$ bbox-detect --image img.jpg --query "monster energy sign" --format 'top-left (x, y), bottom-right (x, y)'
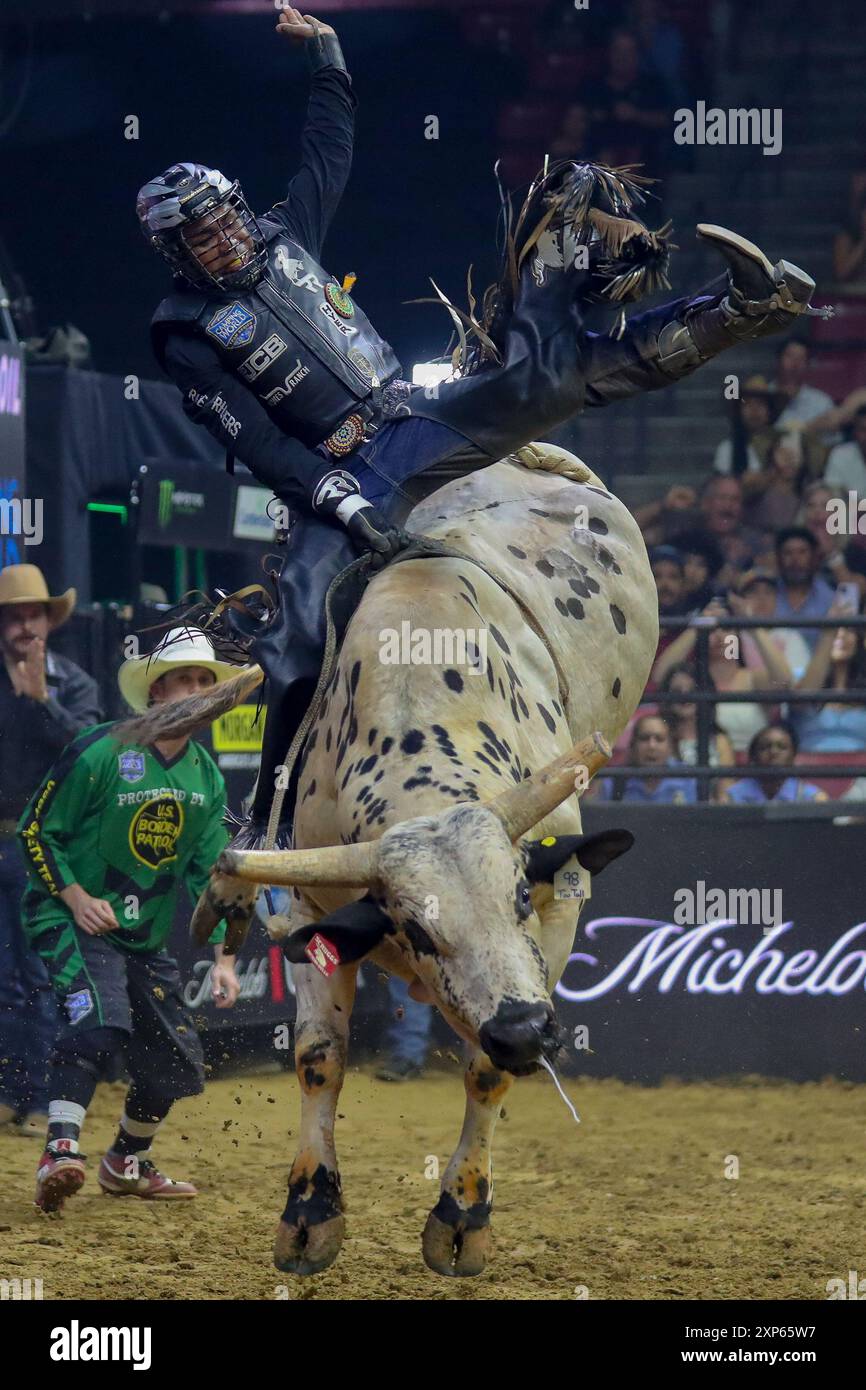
top-left (138, 460), bottom-right (234, 549)
top-left (157, 479), bottom-right (206, 529)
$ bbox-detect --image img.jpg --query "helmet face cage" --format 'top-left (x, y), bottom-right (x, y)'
top-left (138, 165), bottom-right (267, 294)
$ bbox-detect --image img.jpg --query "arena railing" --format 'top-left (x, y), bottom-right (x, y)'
top-left (608, 613), bottom-right (866, 802)
top-left (49, 604), bottom-right (866, 804)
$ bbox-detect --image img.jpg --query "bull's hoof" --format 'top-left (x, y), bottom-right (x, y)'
top-left (273, 1213), bottom-right (346, 1275)
top-left (422, 1210), bottom-right (492, 1278)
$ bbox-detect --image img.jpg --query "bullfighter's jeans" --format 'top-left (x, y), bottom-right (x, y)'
top-left (384, 975), bottom-right (434, 1069)
top-left (0, 835), bottom-right (57, 1116)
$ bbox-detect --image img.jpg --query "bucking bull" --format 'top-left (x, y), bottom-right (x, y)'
top-left (127, 443), bottom-right (658, 1277)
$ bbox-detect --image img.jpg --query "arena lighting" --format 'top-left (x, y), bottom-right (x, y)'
top-left (411, 361), bottom-right (455, 389)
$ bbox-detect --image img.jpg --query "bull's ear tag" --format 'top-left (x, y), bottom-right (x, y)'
top-left (305, 932), bottom-right (341, 976)
top-left (553, 854), bottom-right (592, 902)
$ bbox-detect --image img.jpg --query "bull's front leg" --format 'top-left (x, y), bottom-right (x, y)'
top-left (275, 956), bottom-right (359, 1275)
top-left (422, 1050), bottom-right (512, 1277)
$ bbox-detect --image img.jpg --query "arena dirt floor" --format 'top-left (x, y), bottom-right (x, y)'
top-left (0, 1066), bottom-right (863, 1301)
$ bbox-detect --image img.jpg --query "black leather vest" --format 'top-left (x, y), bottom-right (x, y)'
top-left (151, 218), bottom-right (402, 447)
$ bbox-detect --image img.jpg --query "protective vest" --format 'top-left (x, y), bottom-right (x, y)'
top-left (150, 218), bottom-right (402, 448)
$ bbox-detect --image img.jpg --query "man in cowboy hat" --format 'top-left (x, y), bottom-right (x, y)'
top-left (0, 563), bottom-right (101, 1138)
top-left (17, 627), bottom-right (243, 1212)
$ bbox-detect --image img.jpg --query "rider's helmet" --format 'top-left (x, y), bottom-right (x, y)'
top-left (136, 162), bottom-right (267, 294)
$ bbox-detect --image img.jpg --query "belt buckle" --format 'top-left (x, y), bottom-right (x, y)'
top-left (324, 413), bottom-right (366, 458)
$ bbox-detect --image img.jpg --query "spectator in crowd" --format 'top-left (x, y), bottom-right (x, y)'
top-left (803, 384), bottom-right (866, 444)
top-left (713, 375), bottom-right (778, 476)
top-left (676, 530), bottom-right (724, 609)
top-left (627, 0), bottom-right (689, 107)
top-left (771, 339), bottom-right (836, 438)
top-left (724, 723), bottom-right (827, 804)
top-left (636, 477), bottom-right (758, 582)
top-left (695, 475), bottom-right (761, 585)
top-left (832, 190), bottom-right (866, 289)
top-left (773, 526), bottom-right (836, 649)
top-left (742, 433), bottom-right (811, 533)
top-left (0, 564), bottom-right (101, 1137)
top-left (652, 594), bottom-right (792, 754)
top-left (735, 569), bottom-right (811, 682)
top-left (596, 714), bottom-right (697, 804)
top-left (658, 663), bottom-right (734, 801)
top-left (649, 544), bottom-right (692, 684)
top-left (824, 403), bottom-right (866, 494)
top-left (651, 545), bottom-right (691, 618)
top-left (376, 977), bottom-right (434, 1082)
top-left (583, 30), bottom-right (669, 167)
top-left (792, 599), bottom-right (866, 752)
top-left (633, 483), bottom-right (699, 548)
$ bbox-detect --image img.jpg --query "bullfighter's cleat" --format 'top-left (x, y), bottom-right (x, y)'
top-left (35, 1143), bottom-right (87, 1213)
top-left (97, 1152), bottom-right (197, 1199)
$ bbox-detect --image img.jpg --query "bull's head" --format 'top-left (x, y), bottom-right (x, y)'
top-left (211, 734), bottom-right (633, 1075)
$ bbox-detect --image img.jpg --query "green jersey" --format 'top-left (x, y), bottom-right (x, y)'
top-left (18, 723), bottom-right (229, 953)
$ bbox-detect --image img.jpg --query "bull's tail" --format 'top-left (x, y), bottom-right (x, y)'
top-left (113, 665), bottom-right (265, 747)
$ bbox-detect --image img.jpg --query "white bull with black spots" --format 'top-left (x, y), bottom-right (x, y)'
top-left (203, 444), bottom-right (658, 1276)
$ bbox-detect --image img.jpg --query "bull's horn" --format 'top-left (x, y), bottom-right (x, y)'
top-left (217, 840), bottom-right (378, 888)
top-left (486, 732), bottom-right (611, 842)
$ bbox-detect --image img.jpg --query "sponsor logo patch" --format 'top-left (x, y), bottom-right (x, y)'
top-left (274, 247), bottom-right (323, 293)
top-left (319, 301), bottom-right (358, 337)
top-left (238, 332), bottom-right (287, 383)
top-left (260, 358), bottom-right (311, 406)
top-left (324, 281), bottom-right (355, 318)
top-left (66, 989), bottom-right (94, 1025)
top-left (348, 348), bottom-right (376, 381)
top-left (118, 751), bottom-right (146, 785)
top-left (205, 302), bottom-right (256, 349)
top-left (129, 795), bottom-right (184, 869)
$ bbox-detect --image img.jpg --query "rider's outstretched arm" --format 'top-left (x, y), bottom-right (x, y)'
top-left (266, 8), bottom-right (355, 260)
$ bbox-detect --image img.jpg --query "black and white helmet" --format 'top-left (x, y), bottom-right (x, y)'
top-left (136, 162), bottom-right (266, 293)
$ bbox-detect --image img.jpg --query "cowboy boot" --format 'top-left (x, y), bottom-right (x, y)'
top-left (653, 225), bottom-right (829, 376)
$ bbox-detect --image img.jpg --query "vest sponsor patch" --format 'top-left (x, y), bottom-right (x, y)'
top-left (319, 301), bottom-right (358, 337)
top-left (129, 795), bottom-right (184, 869)
top-left (66, 989), bottom-right (94, 1025)
top-left (274, 247), bottom-right (323, 293)
top-left (324, 281), bottom-right (355, 318)
top-left (238, 332), bottom-right (287, 383)
top-left (206, 302), bottom-right (257, 348)
top-left (118, 751), bottom-right (146, 785)
top-left (261, 358), bottom-right (311, 406)
top-left (348, 348), bottom-right (376, 381)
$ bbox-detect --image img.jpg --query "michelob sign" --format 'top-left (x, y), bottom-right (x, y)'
top-left (556, 805), bottom-right (866, 1082)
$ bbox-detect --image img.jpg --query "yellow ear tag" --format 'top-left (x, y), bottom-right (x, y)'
top-left (553, 854), bottom-right (592, 903)
top-left (541, 835), bottom-right (557, 846)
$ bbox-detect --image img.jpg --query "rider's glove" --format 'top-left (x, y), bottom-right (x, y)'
top-left (311, 469), bottom-right (409, 569)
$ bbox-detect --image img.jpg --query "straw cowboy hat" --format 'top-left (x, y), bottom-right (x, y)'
top-left (0, 564), bottom-right (76, 629)
top-left (118, 626), bottom-right (242, 713)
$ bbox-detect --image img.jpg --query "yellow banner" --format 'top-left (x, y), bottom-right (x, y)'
top-left (212, 704), bottom-right (265, 753)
